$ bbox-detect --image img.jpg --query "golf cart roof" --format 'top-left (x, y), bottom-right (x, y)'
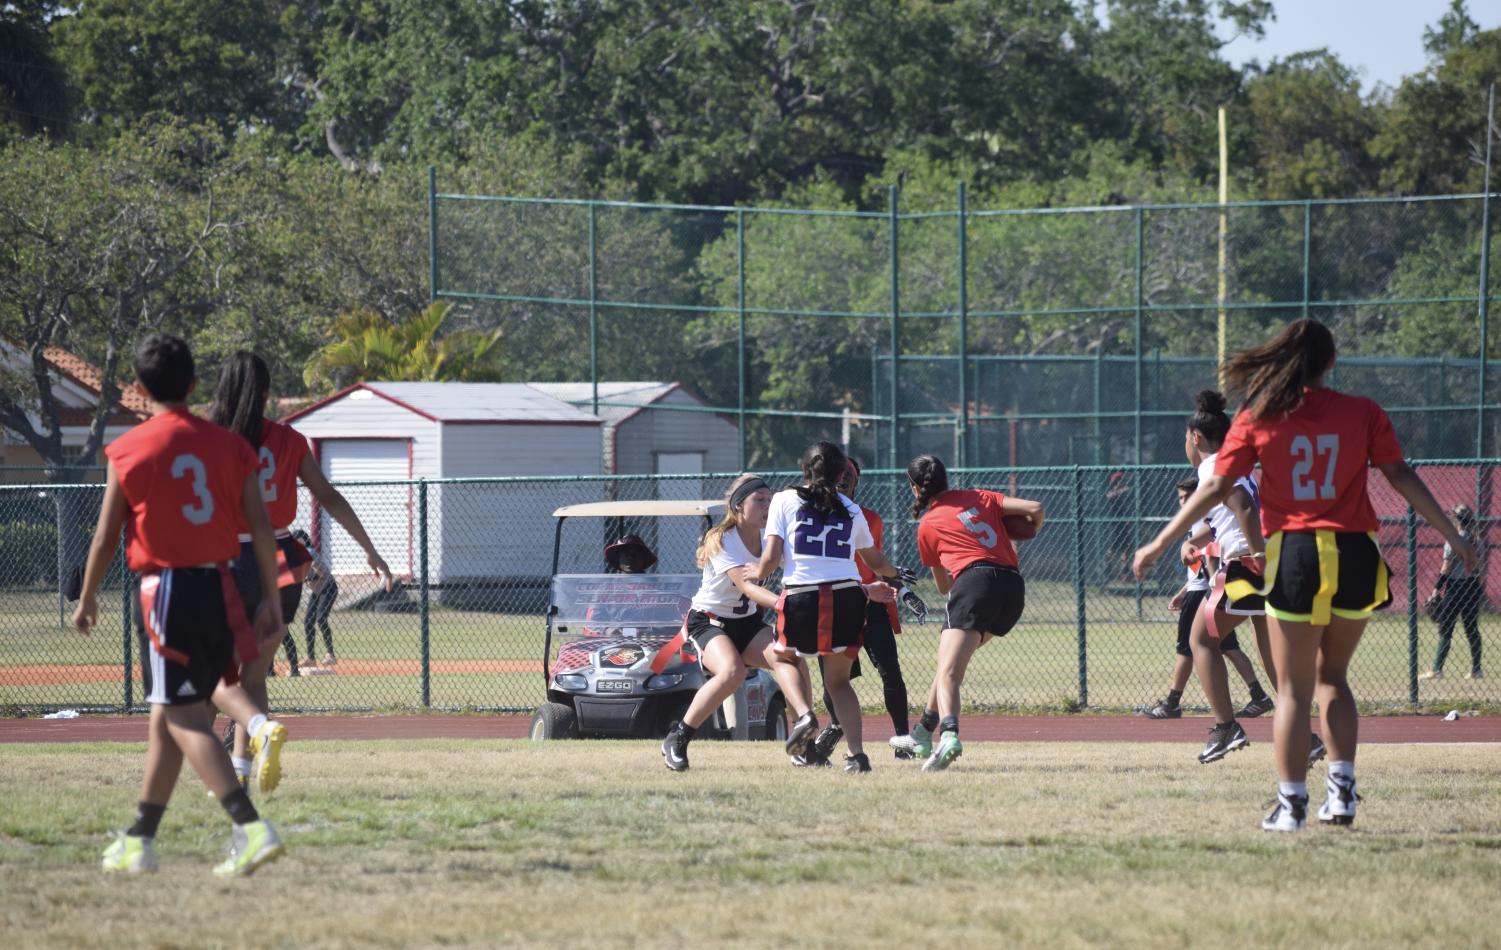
top-left (551, 500), bottom-right (725, 518)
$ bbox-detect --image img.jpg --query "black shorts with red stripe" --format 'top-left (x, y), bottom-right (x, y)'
top-left (234, 536), bottom-right (310, 625)
top-left (776, 582), bottom-right (866, 657)
top-left (140, 568), bottom-right (238, 706)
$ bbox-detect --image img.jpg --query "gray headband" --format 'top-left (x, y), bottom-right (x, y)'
top-left (729, 477), bottom-right (770, 510)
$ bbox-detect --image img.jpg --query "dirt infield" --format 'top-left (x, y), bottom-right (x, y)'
top-left (0, 658), bottom-right (539, 687)
top-left (2, 713), bottom-right (1497, 744)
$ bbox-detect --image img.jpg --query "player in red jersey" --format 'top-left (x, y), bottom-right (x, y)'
top-left (909, 454), bottom-right (1043, 772)
top-left (210, 352), bottom-right (393, 793)
top-left (1134, 320), bottom-right (1477, 832)
top-left (74, 335), bottom-right (285, 876)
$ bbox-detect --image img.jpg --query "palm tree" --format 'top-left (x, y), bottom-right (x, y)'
top-left (303, 301), bottom-right (505, 390)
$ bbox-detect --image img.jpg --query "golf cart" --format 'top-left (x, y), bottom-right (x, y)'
top-left (530, 500), bottom-right (788, 742)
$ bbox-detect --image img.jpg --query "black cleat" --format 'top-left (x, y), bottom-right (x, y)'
top-left (1238, 695), bottom-right (1276, 718)
top-left (804, 723), bottom-right (844, 765)
top-left (785, 712), bottom-right (819, 758)
top-left (1198, 721), bottom-right (1250, 764)
top-left (661, 722), bottom-right (690, 772)
top-left (844, 752), bottom-right (872, 773)
top-left (1145, 697), bottom-right (1183, 720)
top-left (1308, 732), bottom-right (1327, 767)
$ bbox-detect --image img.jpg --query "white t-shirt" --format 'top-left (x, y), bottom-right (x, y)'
top-left (764, 488), bottom-right (874, 586)
top-left (1198, 454), bottom-right (1260, 557)
top-left (1184, 537), bottom-right (1211, 592)
top-left (690, 528), bottom-right (761, 618)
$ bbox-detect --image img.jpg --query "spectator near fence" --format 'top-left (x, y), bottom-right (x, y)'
top-left (1423, 504), bottom-right (1484, 681)
top-left (293, 529), bottom-right (338, 670)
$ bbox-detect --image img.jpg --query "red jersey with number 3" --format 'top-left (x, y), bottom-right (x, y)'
top-left (1214, 388), bottom-right (1404, 535)
top-left (917, 489), bottom-right (1019, 576)
top-left (104, 409), bottom-right (257, 572)
top-left (249, 419), bottom-right (311, 531)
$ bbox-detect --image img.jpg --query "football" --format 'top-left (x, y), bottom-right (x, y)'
top-left (1003, 513), bottom-right (1038, 541)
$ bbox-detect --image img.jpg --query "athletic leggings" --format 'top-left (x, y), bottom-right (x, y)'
top-left (821, 601), bottom-right (910, 735)
top-left (1434, 576), bottom-right (1483, 675)
top-left (304, 582), bottom-right (338, 661)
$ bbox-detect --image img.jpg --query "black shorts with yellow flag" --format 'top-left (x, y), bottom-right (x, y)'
top-left (1225, 530), bottom-right (1392, 625)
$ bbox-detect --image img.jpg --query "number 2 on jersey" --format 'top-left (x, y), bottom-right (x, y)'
top-left (1290, 434), bottom-right (1339, 501)
top-left (957, 507), bottom-right (997, 548)
top-left (171, 453), bottom-right (215, 526)
top-left (257, 446), bottom-right (278, 503)
top-left (792, 510), bottom-right (852, 557)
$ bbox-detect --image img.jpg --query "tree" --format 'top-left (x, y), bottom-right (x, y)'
top-left (1244, 50), bottom-right (1381, 199)
top-left (0, 3), bottom-right (70, 142)
top-left (1424, 0), bottom-right (1481, 62)
top-left (303, 302), bottom-right (503, 389)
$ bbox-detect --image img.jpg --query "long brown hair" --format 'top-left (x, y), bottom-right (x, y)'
top-left (1220, 319), bottom-right (1336, 420)
top-left (908, 454), bottom-right (949, 518)
top-left (794, 441), bottom-right (847, 517)
top-left (696, 474), bottom-right (766, 568)
top-left (210, 350), bottom-right (270, 448)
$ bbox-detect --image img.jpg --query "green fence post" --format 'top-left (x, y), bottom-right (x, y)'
top-left (957, 182), bottom-right (969, 467)
top-left (1407, 504), bottom-right (1419, 705)
top-left (1073, 467), bottom-right (1088, 708)
top-left (120, 536), bottom-right (131, 712)
top-left (737, 209), bottom-right (748, 469)
top-left (888, 186), bottom-right (901, 468)
top-left (419, 479), bottom-right (431, 709)
top-left (588, 202), bottom-right (600, 417)
top-left (427, 166), bottom-right (439, 302)
top-left (1134, 208), bottom-right (1145, 618)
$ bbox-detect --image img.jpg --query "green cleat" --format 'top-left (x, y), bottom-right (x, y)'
top-left (921, 732), bottom-right (963, 772)
top-left (908, 722), bottom-right (934, 759)
top-left (213, 820), bottom-right (284, 877)
top-left (249, 720), bottom-right (287, 795)
top-left (101, 835), bottom-right (158, 874)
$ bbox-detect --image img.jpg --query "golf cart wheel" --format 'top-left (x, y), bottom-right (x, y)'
top-left (530, 701), bottom-right (578, 740)
top-left (764, 694), bottom-right (788, 742)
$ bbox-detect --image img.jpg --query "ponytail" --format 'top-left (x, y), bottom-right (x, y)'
top-left (908, 453), bottom-right (949, 518)
top-left (210, 350), bottom-right (270, 449)
top-left (697, 474), bottom-right (767, 567)
top-left (794, 440), bottom-right (848, 517)
top-left (1221, 319), bottom-right (1336, 420)
top-left (1187, 389), bottom-right (1231, 447)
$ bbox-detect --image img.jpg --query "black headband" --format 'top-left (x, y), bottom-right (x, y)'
top-left (729, 477), bottom-right (769, 510)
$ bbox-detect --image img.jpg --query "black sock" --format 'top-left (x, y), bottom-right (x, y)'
top-left (920, 709), bottom-right (940, 732)
top-left (939, 715), bottom-right (959, 736)
top-left (1167, 689), bottom-right (1183, 704)
top-left (1249, 681), bottom-right (1268, 702)
top-left (126, 802), bottom-right (166, 838)
top-left (679, 723), bottom-right (697, 741)
top-left (220, 787), bottom-right (259, 825)
top-left (1217, 720), bottom-right (1236, 729)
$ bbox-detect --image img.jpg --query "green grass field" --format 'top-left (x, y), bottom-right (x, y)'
top-left (3, 739), bottom-right (1500, 948)
top-left (2, 582), bottom-right (1497, 714)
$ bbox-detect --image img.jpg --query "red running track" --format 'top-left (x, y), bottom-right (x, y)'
top-left (1, 714), bottom-right (1497, 744)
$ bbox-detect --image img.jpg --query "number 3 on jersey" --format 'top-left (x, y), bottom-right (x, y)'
top-left (1290, 434), bottom-right (1339, 501)
top-left (958, 507), bottom-right (997, 547)
top-left (171, 453), bottom-right (215, 526)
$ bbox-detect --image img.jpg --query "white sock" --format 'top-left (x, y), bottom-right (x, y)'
top-left (231, 757), bottom-right (252, 777)
top-left (248, 713), bottom-right (268, 737)
top-left (1329, 760), bottom-right (1355, 783)
top-left (1279, 781), bottom-right (1308, 800)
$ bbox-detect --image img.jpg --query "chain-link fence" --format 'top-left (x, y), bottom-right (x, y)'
top-left (3, 464), bottom-right (1496, 716)
top-left (432, 182), bottom-right (1501, 470)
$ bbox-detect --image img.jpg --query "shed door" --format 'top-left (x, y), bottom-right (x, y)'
top-left (655, 452), bottom-right (704, 574)
top-left (319, 439), bottom-right (412, 576)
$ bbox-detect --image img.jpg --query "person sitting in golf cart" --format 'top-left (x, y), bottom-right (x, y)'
top-left (606, 535), bottom-right (657, 575)
top-left (584, 535), bottom-right (689, 636)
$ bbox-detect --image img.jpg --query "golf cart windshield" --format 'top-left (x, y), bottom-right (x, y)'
top-left (550, 574), bottom-right (699, 633)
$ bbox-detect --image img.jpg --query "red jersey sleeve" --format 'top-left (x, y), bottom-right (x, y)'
top-left (1365, 400), bottom-right (1404, 466)
top-left (1214, 413), bottom-right (1260, 481)
top-left (917, 518), bottom-right (940, 569)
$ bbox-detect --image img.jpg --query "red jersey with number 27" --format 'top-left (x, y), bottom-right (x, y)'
top-left (1214, 388), bottom-right (1404, 535)
top-left (105, 408), bottom-right (258, 572)
top-left (917, 489), bottom-right (1019, 577)
top-left (248, 419), bottom-right (311, 531)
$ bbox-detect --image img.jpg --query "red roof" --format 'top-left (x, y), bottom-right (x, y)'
top-left (39, 346), bottom-right (152, 421)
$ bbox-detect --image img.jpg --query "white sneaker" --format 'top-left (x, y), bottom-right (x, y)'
top-left (101, 834), bottom-right (159, 873)
top-left (1318, 775), bottom-right (1359, 826)
top-left (1261, 792), bottom-right (1309, 832)
top-left (888, 734), bottom-right (921, 759)
top-left (250, 720), bottom-right (288, 794)
top-left (908, 722), bottom-right (934, 758)
top-left (921, 732), bottom-right (963, 773)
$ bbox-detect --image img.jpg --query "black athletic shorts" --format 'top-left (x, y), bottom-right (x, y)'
top-left (139, 568), bottom-right (237, 706)
top-left (234, 536), bottom-right (308, 626)
top-left (776, 582), bottom-right (866, 657)
top-left (1264, 530), bottom-right (1392, 624)
top-left (687, 608), bottom-right (766, 657)
top-left (1175, 589), bottom-right (1243, 655)
top-left (944, 562), bottom-right (1025, 642)
top-left (1218, 558), bottom-right (1266, 615)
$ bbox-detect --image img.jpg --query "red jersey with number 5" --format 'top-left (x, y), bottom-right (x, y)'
top-left (249, 419), bottom-right (311, 531)
top-left (917, 489), bottom-right (1019, 576)
top-left (1214, 388), bottom-right (1404, 534)
top-left (104, 408), bottom-right (257, 571)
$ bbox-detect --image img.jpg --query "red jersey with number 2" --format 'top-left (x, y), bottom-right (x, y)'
top-left (1214, 388), bottom-right (1404, 535)
top-left (104, 409), bottom-right (257, 572)
top-left (249, 419), bottom-right (311, 531)
top-left (917, 489), bottom-right (1019, 577)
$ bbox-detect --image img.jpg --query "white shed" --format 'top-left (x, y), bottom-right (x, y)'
top-left (528, 382), bottom-right (740, 572)
top-left (281, 382), bottom-right (602, 583)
